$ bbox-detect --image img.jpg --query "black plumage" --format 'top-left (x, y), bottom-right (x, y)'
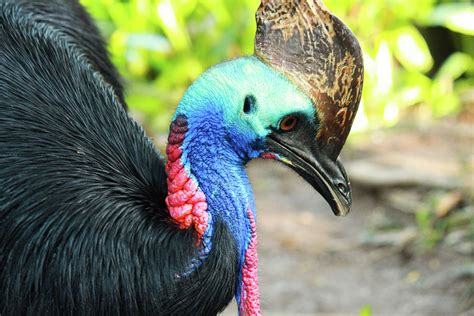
top-left (0, 1), bottom-right (237, 314)
top-left (5, 0), bottom-right (126, 106)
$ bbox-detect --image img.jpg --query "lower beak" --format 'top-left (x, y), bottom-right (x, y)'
top-left (266, 135), bottom-right (352, 216)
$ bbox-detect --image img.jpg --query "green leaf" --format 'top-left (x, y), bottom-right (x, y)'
top-left (435, 52), bottom-right (473, 82)
top-left (375, 41), bottom-right (393, 96)
top-left (156, 0), bottom-right (191, 51)
top-left (395, 71), bottom-right (432, 107)
top-left (394, 26), bottom-right (433, 73)
top-left (429, 3), bottom-right (474, 35)
top-left (359, 304), bottom-right (372, 316)
top-left (126, 33), bottom-right (171, 53)
top-left (431, 92), bottom-right (461, 118)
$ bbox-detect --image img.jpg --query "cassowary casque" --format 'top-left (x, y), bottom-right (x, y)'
top-left (0, 0), bottom-right (363, 315)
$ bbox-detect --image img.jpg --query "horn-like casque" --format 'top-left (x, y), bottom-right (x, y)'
top-left (254, 0), bottom-right (364, 159)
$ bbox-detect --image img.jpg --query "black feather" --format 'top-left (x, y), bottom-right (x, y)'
top-left (0, 1), bottom-right (236, 314)
top-left (3, 0), bottom-right (126, 107)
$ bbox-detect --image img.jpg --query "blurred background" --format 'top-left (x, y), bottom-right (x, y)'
top-left (80, 0), bottom-right (473, 314)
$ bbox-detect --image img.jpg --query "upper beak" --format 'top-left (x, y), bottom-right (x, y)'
top-left (266, 131), bottom-right (352, 216)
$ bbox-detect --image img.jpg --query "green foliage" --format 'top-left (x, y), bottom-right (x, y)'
top-left (415, 200), bottom-right (447, 249)
top-left (81, 0), bottom-right (258, 131)
top-left (430, 2), bottom-right (474, 35)
top-left (329, 0), bottom-right (474, 131)
top-left (359, 304), bottom-right (372, 316)
top-left (414, 191), bottom-right (473, 250)
top-left (80, 0), bottom-right (474, 132)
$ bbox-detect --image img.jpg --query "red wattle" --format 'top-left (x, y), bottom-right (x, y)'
top-left (165, 117), bottom-right (209, 242)
top-left (260, 152), bottom-right (277, 160)
top-left (240, 209), bottom-right (261, 316)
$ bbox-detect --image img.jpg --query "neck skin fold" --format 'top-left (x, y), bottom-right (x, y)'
top-left (165, 114), bottom-right (261, 315)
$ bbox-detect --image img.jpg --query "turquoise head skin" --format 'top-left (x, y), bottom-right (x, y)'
top-left (175, 56), bottom-right (315, 160)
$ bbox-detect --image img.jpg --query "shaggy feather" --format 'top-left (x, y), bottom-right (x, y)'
top-left (2, 0), bottom-right (125, 106)
top-left (0, 2), bottom-right (237, 315)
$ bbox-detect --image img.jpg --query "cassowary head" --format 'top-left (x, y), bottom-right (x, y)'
top-left (175, 0), bottom-right (363, 216)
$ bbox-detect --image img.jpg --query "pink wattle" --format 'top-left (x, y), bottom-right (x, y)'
top-left (165, 117), bottom-right (208, 240)
top-left (240, 209), bottom-right (261, 316)
top-left (260, 152), bottom-right (277, 160)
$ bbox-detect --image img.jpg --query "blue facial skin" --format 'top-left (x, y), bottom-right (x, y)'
top-left (173, 56), bottom-right (315, 298)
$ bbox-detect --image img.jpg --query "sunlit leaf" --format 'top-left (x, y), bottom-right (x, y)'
top-left (127, 34), bottom-right (171, 53)
top-left (383, 101), bottom-right (399, 125)
top-left (127, 50), bottom-right (149, 77)
top-left (156, 0), bottom-right (191, 51)
top-left (435, 52), bottom-right (473, 82)
top-left (375, 41), bottom-right (392, 96)
top-left (394, 26), bottom-right (433, 73)
top-left (399, 87), bottom-right (423, 104)
top-left (395, 72), bottom-right (432, 107)
top-left (352, 100), bottom-right (369, 132)
top-left (200, 0), bottom-right (231, 25)
top-left (106, 2), bottom-right (130, 29)
top-left (429, 3), bottom-right (474, 36)
top-left (79, 0), bottom-right (109, 20)
top-left (431, 93), bottom-right (461, 118)
top-left (359, 304), bottom-right (372, 316)
top-left (172, 0), bottom-right (198, 18)
top-left (109, 30), bottom-right (128, 71)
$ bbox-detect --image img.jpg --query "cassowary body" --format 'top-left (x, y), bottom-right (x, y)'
top-left (0, 0), bottom-right (363, 315)
top-left (1, 2), bottom-right (236, 314)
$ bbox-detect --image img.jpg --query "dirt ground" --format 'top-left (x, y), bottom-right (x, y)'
top-left (222, 122), bottom-right (473, 316)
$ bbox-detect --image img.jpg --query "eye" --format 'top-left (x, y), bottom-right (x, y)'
top-left (243, 95), bottom-right (256, 114)
top-left (279, 115), bottom-right (298, 131)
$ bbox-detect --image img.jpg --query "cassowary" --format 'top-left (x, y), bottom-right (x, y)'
top-left (0, 0), bottom-right (363, 315)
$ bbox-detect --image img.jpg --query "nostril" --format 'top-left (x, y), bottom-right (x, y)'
top-left (337, 182), bottom-right (347, 195)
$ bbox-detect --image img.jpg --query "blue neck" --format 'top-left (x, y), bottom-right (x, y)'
top-left (180, 111), bottom-right (256, 259)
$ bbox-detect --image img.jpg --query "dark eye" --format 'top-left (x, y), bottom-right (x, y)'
top-left (243, 95), bottom-right (256, 114)
top-left (279, 115), bottom-right (298, 131)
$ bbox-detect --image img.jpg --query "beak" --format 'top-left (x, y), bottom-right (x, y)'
top-left (266, 125), bottom-right (352, 216)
